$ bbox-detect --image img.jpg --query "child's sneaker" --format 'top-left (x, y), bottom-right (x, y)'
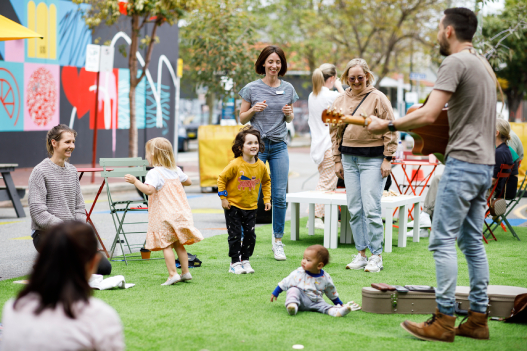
top-left (345, 254), bottom-right (368, 270)
top-left (364, 255), bottom-right (383, 273)
top-left (287, 303), bottom-right (298, 316)
top-left (328, 304), bottom-right (352, 317)
top-left (229, 262), bottom-right (246, 274)
top-left (272, 241), bottom-right (287, 261)
top-left (241, 260), bottom-right (255, 274)
top-left (180, 273), bottom-right (192, 281)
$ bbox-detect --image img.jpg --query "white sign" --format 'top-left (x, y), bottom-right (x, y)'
top-left (410, 72), bottom-right (426, 80)
top-left (85, 44), bottom-right (101, 72)
top-left (405, 92), bottom-right (419, 104)
top-left (99, 46), bottom-right (115, 73)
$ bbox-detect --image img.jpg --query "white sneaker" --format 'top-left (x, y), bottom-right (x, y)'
top-left (328, 304), bottom-right (352, 317)
top-left (407, 212), bottom-right (432, 228)
top-left (406, 228), bottom-right (430, 238)
top-left (272, 241), bottom-right (287, 261)
top-left (180, 272), bottom-right (192, 281)
top-left (287, 303), bottom-right (298, 316)
top-left (161, 274), bottom-right (181, 285)
top-left (241, 260), bottom-right (254, 274)
top-left (345, 254), bottom-right (368, 270)
top-left (364, 255), bottom-right (383, 273)
top-left (229, 262), bottom-right (246, 274)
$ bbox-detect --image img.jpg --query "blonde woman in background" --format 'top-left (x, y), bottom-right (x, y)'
top-left (330, 58), bottom-right (397, 273)
top-left (307, 64), bottom-right (345, 229)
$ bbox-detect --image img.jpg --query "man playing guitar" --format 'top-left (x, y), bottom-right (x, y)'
top-left (368, 8), bottom-right (497, 343)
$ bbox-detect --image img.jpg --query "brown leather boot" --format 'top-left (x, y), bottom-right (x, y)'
top-left (455, 310), bottom-right (489, 340)
top-left (401, 308), bottom-right (456, 342)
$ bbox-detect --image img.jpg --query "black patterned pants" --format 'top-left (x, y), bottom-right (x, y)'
top-left (224, 206), bottom-right (257, 263)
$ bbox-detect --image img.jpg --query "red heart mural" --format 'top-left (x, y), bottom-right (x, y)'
top-left (61, 66), bottom-right (97, 119)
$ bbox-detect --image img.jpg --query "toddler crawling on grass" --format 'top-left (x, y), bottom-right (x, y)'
top-left (270, 245), bottom-right (355, 317)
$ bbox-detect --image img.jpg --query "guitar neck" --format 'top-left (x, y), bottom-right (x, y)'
top-left (340, 115), bottom-right (371, 126)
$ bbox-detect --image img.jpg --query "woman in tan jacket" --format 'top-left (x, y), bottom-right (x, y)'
top-left (330, 58), bottom-right (397, 273)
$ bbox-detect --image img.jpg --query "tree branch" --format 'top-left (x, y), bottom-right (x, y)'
top-left (136, 20), bottom-right (160, 85)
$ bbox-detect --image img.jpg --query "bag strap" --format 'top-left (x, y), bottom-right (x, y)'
top-left (340, 92), bottom-right (372, 148)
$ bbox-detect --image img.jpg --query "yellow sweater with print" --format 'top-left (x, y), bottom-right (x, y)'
top-left (217, 157), bottom-right (271, 210)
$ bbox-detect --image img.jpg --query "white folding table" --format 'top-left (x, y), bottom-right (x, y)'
top-left (286, 191), bottom-right (423, 252)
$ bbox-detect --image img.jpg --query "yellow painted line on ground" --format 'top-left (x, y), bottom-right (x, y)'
top-left (0, 221), bottom-right (22, 225)
top-left (513, 204), bottom-right (527, 219)
top-left (192, 209), bottom-right (224, 214)
top-left (10, 236), bottom-right (32, 240)
top-left (85, 199), bottom-right (108, 204)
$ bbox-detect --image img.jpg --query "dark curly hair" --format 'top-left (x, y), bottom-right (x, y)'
top-left (232, 125), bottom-right (265, 159)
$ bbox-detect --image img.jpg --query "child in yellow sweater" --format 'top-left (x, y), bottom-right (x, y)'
top-left (218, 126), bottom-right (271, 274)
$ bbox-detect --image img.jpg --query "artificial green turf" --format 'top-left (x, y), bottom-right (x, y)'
top-left (1, 218), bottom-right (527, 350)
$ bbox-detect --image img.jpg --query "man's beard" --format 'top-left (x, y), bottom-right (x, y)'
top-left (438, 34), bottom-right (450, 56)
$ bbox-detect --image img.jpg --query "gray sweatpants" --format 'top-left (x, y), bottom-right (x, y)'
top-left (285, 287), bottom-right (333, 314)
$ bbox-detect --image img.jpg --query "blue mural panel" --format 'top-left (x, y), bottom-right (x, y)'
top-left (0, 62), bottom-right (24, 131)
top-left (58, 1), bottom-right (91, 67)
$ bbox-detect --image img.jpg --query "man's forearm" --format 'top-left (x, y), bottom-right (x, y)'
top-left (394, 107), bottom-right (438, 131)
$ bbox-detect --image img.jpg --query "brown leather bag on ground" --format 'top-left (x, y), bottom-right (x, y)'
top-left (505, 294), bottom-right (527, 324)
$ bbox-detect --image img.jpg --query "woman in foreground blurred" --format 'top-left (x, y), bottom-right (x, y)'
top-left (1, 221), bottom-right (124, 351)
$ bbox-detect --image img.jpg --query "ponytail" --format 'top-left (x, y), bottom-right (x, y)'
top-left (312, 63), bottom-right (338, 96)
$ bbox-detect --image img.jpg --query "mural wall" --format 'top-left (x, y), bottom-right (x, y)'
top-left (0, 0), bottom-right (179, 167)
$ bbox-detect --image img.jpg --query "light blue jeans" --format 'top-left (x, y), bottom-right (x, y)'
top-left (342, 155), bottom-right (386, 255)
top-left (429, 157), bottom-right (493, 315)
top-left (258, 139), bottom-right (289, 238)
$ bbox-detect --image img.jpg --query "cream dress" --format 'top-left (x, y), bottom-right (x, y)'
top-left (145, 169), bottom-right (203, 250)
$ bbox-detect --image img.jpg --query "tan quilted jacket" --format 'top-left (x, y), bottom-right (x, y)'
top-left (330, 85), bottom-right (397, 162)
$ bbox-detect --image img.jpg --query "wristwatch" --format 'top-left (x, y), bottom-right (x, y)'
top-left (218, 190), bottom-right (228, 197)
top-left (384, 156), bottom-right (393, 162)
top-left (388, 121), bottom-right (397, 132)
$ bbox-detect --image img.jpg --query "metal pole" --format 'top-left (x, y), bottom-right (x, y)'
top-left (173, 76), bottom-right (180, 161)
top-left (91, 71), bottom-right (101, 183)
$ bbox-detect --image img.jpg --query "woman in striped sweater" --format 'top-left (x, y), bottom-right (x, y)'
top-left (28, 124), bottom-right (112, 275)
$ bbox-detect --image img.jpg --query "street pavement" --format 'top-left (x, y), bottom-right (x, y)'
top-left (2, 139), bottom-right (526, 280)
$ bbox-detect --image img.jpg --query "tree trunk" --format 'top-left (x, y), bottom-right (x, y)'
top-left (129, 85), bottom-right (138, 157)
top-left (507, 90), bottom-right (525, 121)
top-left (128, 15), bottom-right (140, 157)
top-left (207, 92), bottom-right (216, 124)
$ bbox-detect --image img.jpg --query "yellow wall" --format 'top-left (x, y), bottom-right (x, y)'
top-left (27, 1), bottom-right (57, 59)
top-left (510, 122), bottom-right (527, 177)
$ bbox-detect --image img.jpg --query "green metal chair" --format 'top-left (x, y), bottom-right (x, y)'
top-left (100, 157), bottom-right (152, 264)
top-left (484, 175), bottom-right (526, 241)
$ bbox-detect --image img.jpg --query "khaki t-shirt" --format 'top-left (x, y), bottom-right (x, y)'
top-left (434, 52), bottom-right (496, 165)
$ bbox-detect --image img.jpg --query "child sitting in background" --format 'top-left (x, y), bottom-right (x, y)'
top-left (217, 126), bottom-right (271, 274)
top-left (125, 137), bottom-right (203, 286)
top-left (270, 245), bottom-right (353, 317)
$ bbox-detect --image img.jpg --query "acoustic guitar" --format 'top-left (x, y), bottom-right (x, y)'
top-left (321, 103), bottom-right (449, 163)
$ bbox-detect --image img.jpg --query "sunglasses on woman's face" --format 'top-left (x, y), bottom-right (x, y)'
top-left (348, 76), bottom-right (365, 82)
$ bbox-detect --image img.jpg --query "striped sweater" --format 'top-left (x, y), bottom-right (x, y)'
top-left (28, 158), bottom-right (86, 231)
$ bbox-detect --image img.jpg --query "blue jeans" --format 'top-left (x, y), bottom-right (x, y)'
top-left (258, 139), bottom-right (289, 238)
top-left (429, 157), bottom-right (493, 315)
top-left (342, 155), bottom-right (386, 255)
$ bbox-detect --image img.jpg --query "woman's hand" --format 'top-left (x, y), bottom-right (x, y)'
top-left (335, 162), bottom-right (344, 180)
top-left (251, 100), bottom-right (268, 113)
top-left (124, 174), bottom-right (137, 185)
top-left (334, 77), bottom-right (345, 93)
top-left (265, 203), bottom-right (272, 211)
top-left (221, 198), bottom-right (231, 210)
top-left (282, 104), bottom-right (293, 117)
top-left (381, 159), bottom-right (391, 178)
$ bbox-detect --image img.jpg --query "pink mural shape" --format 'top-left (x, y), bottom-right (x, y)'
top-left (24, 63), bottom-right (59, 130)
top-left (4, 40), bottom-right (25, 63)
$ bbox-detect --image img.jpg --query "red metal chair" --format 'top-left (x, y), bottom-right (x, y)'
top-left (483, 163), bottom-right (514, 244)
